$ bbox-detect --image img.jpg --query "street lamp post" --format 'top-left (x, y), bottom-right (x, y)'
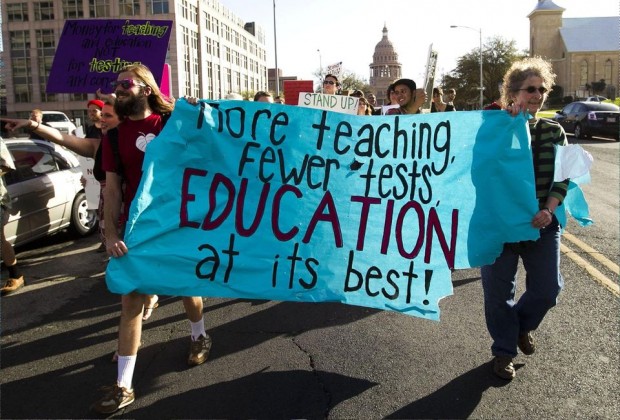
top-left (317, 49), bottom-right (322, 91)
top-left (450, 25), bottom-right (484, 109)
top-left (273, 0), bottom-right (279, 96)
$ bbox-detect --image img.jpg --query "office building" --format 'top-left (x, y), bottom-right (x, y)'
top-left (2, 0), bottom-right (268, 124)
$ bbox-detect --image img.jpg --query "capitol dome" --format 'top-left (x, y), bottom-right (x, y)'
top-left (373, 25), bottom-right (399, 64)
top-left (369, 25), bottom-right (402, 105)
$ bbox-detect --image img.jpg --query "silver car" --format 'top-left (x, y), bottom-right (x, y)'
top-left (2, 138), bottom-right (97, 247)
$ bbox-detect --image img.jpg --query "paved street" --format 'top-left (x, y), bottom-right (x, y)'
top-left (1, 225), bottom-right (618, 419)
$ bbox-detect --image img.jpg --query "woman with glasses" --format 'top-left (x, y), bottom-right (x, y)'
top-left (322, 74), bottom-right (340, 95)
top-left (481, 57), bottom-right (568, 381)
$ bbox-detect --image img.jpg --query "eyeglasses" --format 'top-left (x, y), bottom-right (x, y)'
top-left (323, 80), bottom-right (336, 85)
top-left (111, 79), bottom-right (146, 90)
top-left (519, 86), bottom-right (548, 94)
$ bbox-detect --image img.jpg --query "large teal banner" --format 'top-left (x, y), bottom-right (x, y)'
top-left (106, 100), bottom-right (542, 320)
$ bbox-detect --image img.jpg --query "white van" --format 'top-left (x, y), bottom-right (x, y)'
top-left (41, 111), bottom-right (77, 135)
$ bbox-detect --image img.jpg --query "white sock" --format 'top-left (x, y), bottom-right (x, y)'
top-left (190, 317), bottom-right (206, 341)
top-left (117, 355), bottom-right (137, 390)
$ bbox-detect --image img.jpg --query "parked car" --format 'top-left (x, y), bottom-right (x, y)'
top-left (584, 95), bottom-right (608, 102)
top-left (41, 111), bottom-right (77, 135)
top-left (2, 138), bottom-right (97, 247)
top-left (552, 101), bottom-right (619, 141)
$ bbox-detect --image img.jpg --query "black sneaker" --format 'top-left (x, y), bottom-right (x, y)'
top-left (91, 384), bottom-right (135, 414)
top-left (518, 331), bottom-right (535, 355)
top-left (493, 356), bottom-right (516, 380)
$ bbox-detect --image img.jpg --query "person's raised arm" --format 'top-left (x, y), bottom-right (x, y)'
top-left (1, 117), bottom-right (100, 158)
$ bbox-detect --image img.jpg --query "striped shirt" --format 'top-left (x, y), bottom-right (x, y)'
top-left (530, 118), bottom-right (569, 206)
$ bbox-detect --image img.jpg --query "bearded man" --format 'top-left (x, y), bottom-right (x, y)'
top-left (91, 64), bottom-right (212, 414)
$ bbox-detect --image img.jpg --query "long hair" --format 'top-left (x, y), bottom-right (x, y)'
top-left (121, 64), bottom-right (175, 115)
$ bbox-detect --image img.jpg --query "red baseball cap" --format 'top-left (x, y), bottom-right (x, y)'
top-left (87, 99), bottom-right (104, 109)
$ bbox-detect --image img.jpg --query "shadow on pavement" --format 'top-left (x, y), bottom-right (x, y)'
top-left (387, 362), bottom-right (511, 419)
top-left (126, 369), bottom-right (378, 419)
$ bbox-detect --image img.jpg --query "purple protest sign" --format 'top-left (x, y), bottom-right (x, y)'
top-left (46, 19), bottom-right (172, 94)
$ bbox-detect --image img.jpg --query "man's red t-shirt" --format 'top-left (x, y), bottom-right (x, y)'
top-left (101, 113), bottom-right (165, 220)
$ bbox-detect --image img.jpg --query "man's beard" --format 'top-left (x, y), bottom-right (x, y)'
top-left (114, 93), bottom-right (149, 119)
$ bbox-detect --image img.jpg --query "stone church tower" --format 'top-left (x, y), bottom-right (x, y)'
top-left (528, 0), bottom-right (618, 99)
top-left (528, 0), bottom-right (565, 60)
top-left (369, 25), bottom-right (402, 105)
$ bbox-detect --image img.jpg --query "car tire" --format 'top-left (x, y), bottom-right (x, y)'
top-left (574, 124), bottom-right (583, 139)
top-left (69, 191), bottom-right (98, 236)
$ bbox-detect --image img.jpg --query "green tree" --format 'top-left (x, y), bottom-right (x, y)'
top-left (441, 36), bottom-right (526, 109)
top-left (313, 69), bottom-right (372, 94)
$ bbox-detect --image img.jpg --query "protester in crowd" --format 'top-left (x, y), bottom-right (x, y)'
top-left (385, 78), bottom-right (426, 115)
top-left (367, 92), bottom-right (381, 115)
top-left (0, 137), bottom-right (24, 296)
top-left (254, 91), bottom-right (274, 103)
top-left (367, 93), bottom-right (378, 108)
top-left (378, 83), bottom-right (397, 115)
top-left (431, 87), bottom-right (455, 112)
top-left (91, 64), bottom-right (211, 414)
top-left (94, 99), bottom-right (120, 253)
top-left (28, 109), bottom-right (49, 140)
top-left (482, 56), bottom-right (568, 380)
top-left (350, 90), bottom-right (374, 115)
top-left (81, 99), bottom-right (106, 250)
top-left (274, 95), bottom-right (285, 104)
top-left (386, 83), bottom-right (398, 105)
top-left (357, 96), bottom-right (373, 116)
top-left (322, 74), bottom-right (341, 95)
top-left (386, 83), bottom-right (397, 105)
top-left (85, 99), bottom-right (104, 139)
top-left (377, 84), bottom-right (398, 115)
top-left (445, 88), bottom-right (457, 108)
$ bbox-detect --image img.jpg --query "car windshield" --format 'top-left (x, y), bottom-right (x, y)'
top-left (42, 113), bottom-right (69, 122)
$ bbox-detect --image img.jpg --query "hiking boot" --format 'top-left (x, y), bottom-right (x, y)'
top-left (91, 384), bottom-right (135, 414)
top-left (493, 356), bottom-right (516, 380)
top-left (518, 331), bottom-right (535, 355)
top-left (188, 334), bottom-right (212, 366)
top-left (1, 276), bottom-right (24, 296)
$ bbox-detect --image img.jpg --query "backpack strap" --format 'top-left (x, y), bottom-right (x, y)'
top-left (161, 112), bottom-right (171, 127)
top-left (106, 127), bottom-right (124, 178)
